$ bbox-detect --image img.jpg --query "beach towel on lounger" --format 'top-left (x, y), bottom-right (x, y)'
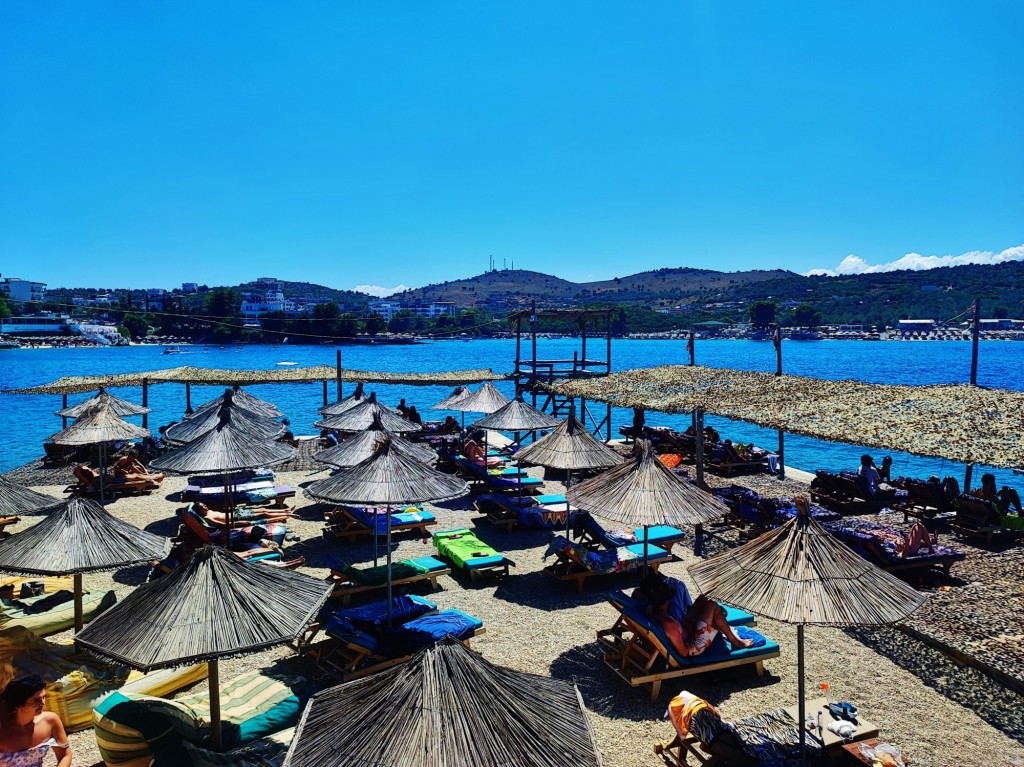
top-left (322, 553), bottom-right (436, 586)
top-left (376, 609), bottom-right (482, 657)
top-left (433, 529), bottom-right (502, 569)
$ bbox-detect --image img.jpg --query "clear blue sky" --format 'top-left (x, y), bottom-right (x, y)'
top-left (1, 2), bottom-right (1021, 293)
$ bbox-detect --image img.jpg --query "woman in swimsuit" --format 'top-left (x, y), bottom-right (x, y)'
top-left (0, 676), bottom-right (71, 767)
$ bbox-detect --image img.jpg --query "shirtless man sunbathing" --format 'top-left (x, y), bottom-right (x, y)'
top-left (190, 501), bottom-right (297, 527)
top-left (113, 452), bottom-right (165, 484)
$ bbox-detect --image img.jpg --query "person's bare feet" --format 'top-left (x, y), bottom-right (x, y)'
top-left (733, 636), bottom-right (755, 649)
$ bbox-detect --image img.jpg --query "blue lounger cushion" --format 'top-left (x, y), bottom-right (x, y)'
top-left (609, 589), bottom-right (756, 627)
top-left (464, 555), bottom-right (508, 570)
top-left (377, 609), bottom-right (483, 657)
top-left (622, 542), bottom-right (671, 560)
top-left (320, 595), bottom-right (438, 650)
top-left (534, 494), bottom-right (568, 505)
top-left (643, 525), bottom-right (687, 545)
top-left (408, 556), bottom-right (448, 573)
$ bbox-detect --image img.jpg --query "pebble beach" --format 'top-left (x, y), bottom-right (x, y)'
top-left (15, 459), bottom-right (1024, 767)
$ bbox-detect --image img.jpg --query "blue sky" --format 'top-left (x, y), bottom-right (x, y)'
top-left (1, 2), bottom-right (1021, 295)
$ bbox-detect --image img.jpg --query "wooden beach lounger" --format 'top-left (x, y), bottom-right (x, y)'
top-left (543, 535), bottom-right (672, 592)
top-left (951, 494), bottom-right (1019, 545)
top-left (892, 477), bottom-right (956, 522)
top-left (821, 518), bottom-right (966, 577)
top-left (810, 470), bottom-right (906, 515)
top-left (322, 552), bottom-right (450, 606)
top-left (298, 595), bottom-right (485, 682)
top-left (65, 466), bottom-right (159, 499)
top-left (597, 589), bottom-right (780, 701)
top-left (0, 577), bottom-right (116, 636)
top-left (323, 506), bottom-right (437, 542)
top-left (433, 528), bottom-right (516, 581)
top-left (573, 511), bottom-right (686, 555)
top-left (452, 456), bottom-right (544, 494)
top-left (474, 493), bottom-right (578, 531)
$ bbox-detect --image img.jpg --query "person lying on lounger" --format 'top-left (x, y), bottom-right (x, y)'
top-left (637, 572), bottom-right (754, 656)
top-left (189, 501), bottom-right (296, 526)
top-left (112, 450), bottom-right (165, 485)
top-left (463, 439), bottom-right (503, 467)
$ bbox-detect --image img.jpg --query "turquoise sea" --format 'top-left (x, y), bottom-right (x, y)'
top-left (0, 339), bottom-right (1019, 489)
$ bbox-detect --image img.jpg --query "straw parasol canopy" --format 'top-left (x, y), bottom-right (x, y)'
top-left (75, 545), bottom-right (332, 750)
top-left (430, 385), bottom-right (472, 411)
top-left (511, 410), bottom-right (621, 471)
top-left (306, 435), bottom-right (468, 624)
top-left (567, 440), bottom-right (727, 529)
top-left (550, 364), bottom-right (1024, 470)
top-left (165, 390), bottom-right (285, 445)
top-left (191, 386), bottom-right (283, 419)
top-left (0, 496), bottom-right (170, 631)
top-left (49, 400), bottom-right (151, 446)
top-left (313, 414), bottom-right (437, 468)
top-left (55, 388), bottom-right (150, 418)
top-left (689, 499), bottom-right (927, 760)
top-left (454, 381), bottom-right (511, 414)
top-left (314, 393), bottom-right (419, 434)
top-left (318, 382), bottom-right (369, 417)
top-left (472, 394), bottom-right (562, 432)
top-left (0, 477), bottom-right (59, 517)
top-left (283, 638), bottom-right (603, 767)
top-left (151, 407), bottom-right (296, 477)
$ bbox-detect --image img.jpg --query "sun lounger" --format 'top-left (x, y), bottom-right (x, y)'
top-left (572, 511), bottom-right (686, 555)
top-left (0, 588), bottom-right (116, 637)
top-left (596, 590), bottom-right (780, 701)
top-left (65, 465), bottom-right (159, 499)
top-left (298, 595), bottom-right (485, 682)
top-left (322, 552), bottom-right (450, 605)
top-left (473, 493), bottom-right (579, 531)
top-left (705, 442), bottom-right (770, 477)
top-left (713, 486), bottom-right (841, 535)
top-left (180, 506), bottom-right (287, 547)
top-left (43, 442), bottom-right (80, 465)
top-left (821, 517), bottom-right (966, 576)
top-left (451, 455), bottom-right (543, 494)
top-left (323, 505), bottom-right (437, 542)
top-left (433, 528), bottom-right (516, 581)
top-left (951, 493), bottom-right (1018, 545)
top-left (93, 671), bottom-right (303, 766)
top-left (543, 535), bottom-right (672, 592)
top-left (891, 477), bottom-right (956, 522)
top-left (810, 469), bottom-right (907, 515)
top-left (654, 691), bottom-right (824, 766)
top-left (182, 477), bottom-right (295, 508)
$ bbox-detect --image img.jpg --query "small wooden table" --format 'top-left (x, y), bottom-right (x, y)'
top-left (783, 698), bottom-right (879, 753)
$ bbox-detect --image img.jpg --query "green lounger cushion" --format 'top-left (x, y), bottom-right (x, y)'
top-left (433, 529), bottom-right (505, 570)
top-left (325, 554), bottom-right (445, 586)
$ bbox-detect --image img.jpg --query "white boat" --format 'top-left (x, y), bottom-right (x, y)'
top-left (162, 345), bottom-right (189, 354)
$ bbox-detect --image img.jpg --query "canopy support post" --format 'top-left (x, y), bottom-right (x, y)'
top-left (642, 524), bottom-right (649, 578)
top-left (98, 443), bottom-right (106, 504)
top-left (694, 411), bottom-right (706, 555)
top-left (336, 349), bottom-right (343, 400)
top-left (777, 430), bottom-right (785, 480)
top-left (385, 507), bottom-right (394, 628)
top-left (970, 298), bottom-right (980, 385)
top-left (798, 624), bottom-right (806, 763)
top-left (141, 378), bottom-right (149, 429)
top-left (62, 394), bottom-right (68, 429)
top-left (964, 463), bottom-right (974, 493)
top-left (185, 383), bottom-right (193, 415)
top-left (209, 658), bottom-right (222, 752)
top-left (73, 573), bottom-right (84, 632)
top-left (688, 330), bottom-right (695, 366)
top-left (322, 380), bottom-right (328, 407)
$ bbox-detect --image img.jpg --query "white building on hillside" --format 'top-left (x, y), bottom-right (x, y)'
top-left (368, 300), bottom-right (457, 321)
top-left (0, 277), bottom-right (46, 304)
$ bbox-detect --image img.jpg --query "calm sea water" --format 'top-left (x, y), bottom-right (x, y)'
top-left (0, 339), bottom-right (1018, 488)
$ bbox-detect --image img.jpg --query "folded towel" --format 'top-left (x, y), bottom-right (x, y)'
top-left (731, 626), bottom-right (767, 649)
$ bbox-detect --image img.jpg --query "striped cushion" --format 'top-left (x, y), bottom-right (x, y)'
top-left (93, 692), bottom-right (203, 767)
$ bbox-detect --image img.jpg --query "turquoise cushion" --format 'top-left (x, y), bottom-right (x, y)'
top-left (534, 494), bottom-right (568, 504)
top-left (464, 555), bottom-right (507, 569)
top-left (235, 695), bottom-right (301, 745)
top-left (623, 543), bottom-right (670, 560)
top-left (409, 556), bottom-right (448, 573)
top-left (640, 525), bottom-right (686, 544)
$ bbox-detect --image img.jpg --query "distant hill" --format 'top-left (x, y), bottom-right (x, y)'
top-left (235, 279), bottom-right (369, 307)
top-left (391, 267), bottom-right (794, 310)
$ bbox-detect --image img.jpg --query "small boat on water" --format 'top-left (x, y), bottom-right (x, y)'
top-left (161, 345), bottom-right (189, 354)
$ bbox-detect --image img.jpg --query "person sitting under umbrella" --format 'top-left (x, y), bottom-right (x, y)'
top-left (189, 501), bottom-right (296, 526)
top-left (0, 675), bottom-right (72, 767)
top-left (637, 572), bottom-right (754, 657)
top-left (972, 472), bottom-right (1023, 516)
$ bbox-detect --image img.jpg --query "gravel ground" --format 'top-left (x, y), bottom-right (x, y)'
top-left (17, 464), bottom-right (1024, 767)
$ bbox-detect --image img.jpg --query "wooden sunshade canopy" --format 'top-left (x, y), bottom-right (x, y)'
top-left (551, 364), bottom-right (1024, 469)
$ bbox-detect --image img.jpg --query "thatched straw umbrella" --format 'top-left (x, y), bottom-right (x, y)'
top-left (75, 546), bottom-right (332, 751)
top-left (689, 499), bottom-right (927, 761)
top-left (55, 388), bottom-right (150, 419)
top-left (283, 637), bottom-right (603, 767)
top-left (455, 381), bottom-right (511, 415)
top-left (318, 382), bottom-right (369, 417)
top-left (568, 440), bottom-right (728, 570)
top-left (305, 436), bottom-right (467, 625)
top-left (0, 496), bottom-right (170, 631)
top-left (165, 389), bottom-right (285, 445)
top-left (314, 393), bottom-right (418, 434)
top-left (314, 413), bottom-right (436, 468)
top-left (191, 385), bottom-right (284, 419)
top-left (151, 406), bottom-right (295, 528)
top-left (49, 400), bottom-right (151, 502)
top-left (429, 385), bottom-right (473, 429)
top-left (0, 477), bottom-right (58, 517)
top-left (515, 409), bottom-right (622, 532)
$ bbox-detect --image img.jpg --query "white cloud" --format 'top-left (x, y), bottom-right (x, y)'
top-left (804, 244), bottom-right (1024, 277)
top-left (352, 284), bottom-right (411, 297)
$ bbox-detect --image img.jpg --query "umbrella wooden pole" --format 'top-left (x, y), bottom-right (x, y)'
top-left (565, 471), bottom-right (573, 537)
top-left (185, 383), bottom-right (193, 415)
top-left (798, 623), bottom-right (806, 762)
top-left (322, 381), bottom-right (328, 407)
top-left (642, 525), bottom-right (649, 577)
top-left (386, 506), bottom-right (394, 628)
top-left (209, 658), bottom-right (222, 751)
top-left (970, 298), bottom-right (980, 385)
top-left (99, 443), bottom-right (107, 504)
top-left (777, 430), bottom-right (786, 480)
top-left (694, 412), bottom-right (705, 554)
top-left (336, 349), bottom-right (343, 400)
top-left (141, 378), bottom-right (149, 430)
top-left (964, 463), bottom-right (974, 493)
top-left (73, 573), bottom-right (84, 632)
top-left (62, 395), bottom-right (68, 429)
